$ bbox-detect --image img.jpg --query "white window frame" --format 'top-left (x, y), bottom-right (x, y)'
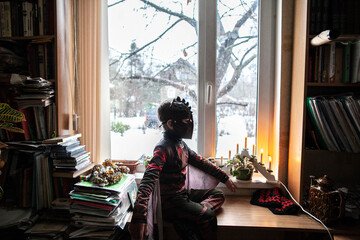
top-left (103, 0), bottom-right (276, 164)
top-left (197, 0), bottom-right (276, 158)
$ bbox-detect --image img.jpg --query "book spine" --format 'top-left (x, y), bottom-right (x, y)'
top-left (328, 42), bottom-right (335, 83)
top-left (3, 2), bottom-right (12, 37)
top-left (342, 44), bottom-right (351, 83)
top-left (350, 41), bottom-right (360, 83)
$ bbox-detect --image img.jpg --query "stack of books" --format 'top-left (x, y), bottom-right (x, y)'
top-left (43, 134), bottom-right (93, 177)
top-left (15, 77), bottom-right (54, 109)
top-left (69, 174), bottom-right (137, 232)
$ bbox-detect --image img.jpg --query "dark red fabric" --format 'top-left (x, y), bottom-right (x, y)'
top-left (250, 188), bottom-right (299, 215)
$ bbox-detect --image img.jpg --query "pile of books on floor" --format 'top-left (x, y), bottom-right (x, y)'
top-left (43, 134), bottom-right (92, 173)
top-left (68, 173), bottom-right (137, 239)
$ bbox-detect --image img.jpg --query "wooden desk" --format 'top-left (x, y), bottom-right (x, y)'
top-left (217, 196), bottom-right (325, 232)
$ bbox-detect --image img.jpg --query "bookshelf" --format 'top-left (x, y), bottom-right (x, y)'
top-left (0, 0), bottom-right (75, 140)
top-left (0, 0), bottom-right (78, 208)
top-left (289, 0), bottom-right (360, 229)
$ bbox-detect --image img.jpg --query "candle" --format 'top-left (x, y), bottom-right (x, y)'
top-left (245, 137), bottom-right (248, 149)
top-left (252, 144), bottom-right (255, 156)
top-left (221, 156), bottom-right (223, 165)
top-left (260, 149), bottom-right (263, 164)
top-left (236, 144), bottom-right (239, 154)
top-left (229, 150), bottom-right (231, 161)
top-left (268, 156), bottom-right (272, 170)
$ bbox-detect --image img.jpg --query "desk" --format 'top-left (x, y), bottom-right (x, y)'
top-left (217, 196), bottom-right (325, 232)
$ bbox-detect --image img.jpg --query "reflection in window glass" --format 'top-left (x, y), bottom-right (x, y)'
top-left (107, 0), bottom-right (258, 160)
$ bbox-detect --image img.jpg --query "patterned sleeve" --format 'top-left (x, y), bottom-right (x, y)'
top-left (131, 147), bottom-right (167, 223)
top-left (187, 146), bottom-right (229, 184)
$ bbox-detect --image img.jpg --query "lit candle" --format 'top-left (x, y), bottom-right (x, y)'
top-left (221, 156), bottom-right (223, 165)
top-left (229, 150), bottom-right (231, 161)
top-left (252, 144), bottom-right (255, 156)
top-left (236, 144), bottom-right (239, 154)
top-left (260, 149), bottom-right (263, 164)
top-left (268, 156), bottom-right (272, 170)
top-left (245, 137), bottom-right (248, 149)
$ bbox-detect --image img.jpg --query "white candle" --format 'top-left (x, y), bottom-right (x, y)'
top-left (221, 156), bottom-right (223, 165)
top-left (260, 149), bottom-right (263, 164)
top-left (245, 137), bottom-right (248, 149)
top-left (229, 150), bottom-right (231, 161)
top-left (236, 144), bottom-right (239, 154)
top-left (252, 144), bottom-right (255, 156)
top-left (268, 156), bottom-right (272, 170)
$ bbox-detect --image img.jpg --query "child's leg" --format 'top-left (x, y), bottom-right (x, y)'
top-left (162, 189), bottom-right (225, 240)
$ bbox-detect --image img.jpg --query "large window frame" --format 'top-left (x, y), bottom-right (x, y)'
top-left (102, 0), bottom-right (277, 172)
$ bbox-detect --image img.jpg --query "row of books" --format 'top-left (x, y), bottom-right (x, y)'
top-left (309, 0), bottom-right (360, 35)
top-left (308, 41), bottom-right (360, 84)
top-left (0, 0), bottom-right (55, 38)
top-left (0, 148), bottom-right (54, 209)
top-left (306, 95), bottom-right (360, 152)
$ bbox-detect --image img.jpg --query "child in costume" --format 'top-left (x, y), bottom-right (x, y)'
top-left (129, 97), bottom-right (237, 240)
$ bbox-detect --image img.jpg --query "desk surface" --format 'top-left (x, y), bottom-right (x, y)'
top-left (217, 196), bottom-right (325, 232)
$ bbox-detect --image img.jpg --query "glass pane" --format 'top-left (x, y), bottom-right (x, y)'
top-left (215, 0), bottom-right (259, 158)
top-left (108, 0), bottom-right (199, 160)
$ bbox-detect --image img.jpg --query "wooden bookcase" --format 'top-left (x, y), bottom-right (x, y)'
top-left (0, 0), bottom-right (74, 139)
top-left (0, 0), bottom-right (77, 206)
top-left (289, 0), bottom-right (360, 216)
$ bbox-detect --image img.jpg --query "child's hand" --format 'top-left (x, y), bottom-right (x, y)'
top-left (128, 222), bottom-right (148, 240)
top-left (225, 179), bottom-right (237, 192)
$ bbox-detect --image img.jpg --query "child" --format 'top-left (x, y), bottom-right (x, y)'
top-left (129, 97), bottom-right (237, 240)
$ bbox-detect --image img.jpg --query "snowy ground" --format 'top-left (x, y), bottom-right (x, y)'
top-left (111, 116), bottom-right (255, 160)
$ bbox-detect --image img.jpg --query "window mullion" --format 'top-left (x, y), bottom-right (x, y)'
top-left (198, 0), bottom-right (217, 157)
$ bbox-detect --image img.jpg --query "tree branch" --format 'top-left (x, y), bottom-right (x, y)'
top-left (123, 19), bottom-right (183, 62)
top-left (108, 0), bottom-right (126, 8)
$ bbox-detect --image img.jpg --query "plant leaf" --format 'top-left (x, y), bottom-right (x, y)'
top-left (0, 122), bottom-right (25, 133)
top-left (0, 103), bottom-right (25, 123)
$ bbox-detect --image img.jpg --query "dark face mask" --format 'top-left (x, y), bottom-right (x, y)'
top-left (173, 115), bottom-right (194, 139)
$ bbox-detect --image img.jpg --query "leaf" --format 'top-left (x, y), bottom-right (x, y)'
top-left (0, 122), bottom-right (25, 133)
top-left (0, 103), bottom-right (25, 123)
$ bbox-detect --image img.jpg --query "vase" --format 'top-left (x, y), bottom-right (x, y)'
top-left (235, 168), bottom-right (253, 181)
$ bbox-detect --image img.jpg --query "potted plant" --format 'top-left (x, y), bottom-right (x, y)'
top-left (0, 103), bottom-right (25, 200)
top-left (226, 154), bottom-right (255, 181)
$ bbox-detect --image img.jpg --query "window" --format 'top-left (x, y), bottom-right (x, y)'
top-left (107, 0), bottom-right (275, 162)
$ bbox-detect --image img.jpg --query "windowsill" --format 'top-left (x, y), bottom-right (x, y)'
top-left (134, 171), bottom-right (279, 196)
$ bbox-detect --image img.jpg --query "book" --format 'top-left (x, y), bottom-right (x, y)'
top-left (350, 41), bottom-right (360, 83)
top-left (54, 158), bottom-right (91, 170)
top-left (342, 44), bottom-right (351, 83)
top-left (50, 139), bottom-right (80, 152)
top-left (52, 151), bottom-right (90, 165)
top-left (50, 145), bottom-right (86, 158)
top-left (43, 133), bottom-right (82, 144)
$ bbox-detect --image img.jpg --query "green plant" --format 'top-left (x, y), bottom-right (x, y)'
top-left (111, 121), bottom-right (130, 136)
top-left (0, 103), bottom-right (25, 133)
top-left (226, 154), bottom-right (255, 180)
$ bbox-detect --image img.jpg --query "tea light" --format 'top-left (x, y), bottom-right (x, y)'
top-left (229, 150), bottom-right (231, 161)
top-left (236, 144), bottom-right (239, 154)
top-left (245, 137), bottom-right (248, 149)
top-left (252, 144), bottom-right (255, 156)
top-left (260, 149), bottom-right (263, 164)
top-left (268, 156), bottom-right (272, 170)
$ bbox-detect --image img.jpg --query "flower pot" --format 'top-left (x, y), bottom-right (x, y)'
top-left (235, 168), bottom-right (253, 181)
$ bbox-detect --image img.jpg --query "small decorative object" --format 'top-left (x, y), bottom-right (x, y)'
top-left (226, 154), bottom-right (254, 181)
top-left (87, 159), bottom-right (130, 186)
top-left (308, 175), bottom-right (345, 225)
top-left (112, 159), bottom-right (140, 174)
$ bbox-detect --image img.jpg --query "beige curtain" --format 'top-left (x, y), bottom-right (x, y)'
top-left (75, 0), bottom-right (110, 164)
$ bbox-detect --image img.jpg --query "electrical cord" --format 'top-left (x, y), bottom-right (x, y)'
top-left (279, 181), bottom-right (334, 240)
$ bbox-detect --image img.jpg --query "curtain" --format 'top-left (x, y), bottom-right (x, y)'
top-left (75, 0), bottom-right (110, 164)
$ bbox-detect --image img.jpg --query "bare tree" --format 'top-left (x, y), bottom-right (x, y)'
top-left (109, 0), bottom-right (258, 109)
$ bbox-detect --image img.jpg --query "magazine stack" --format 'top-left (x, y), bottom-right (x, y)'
top-left (68, 160), bottom-right (137, 238)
